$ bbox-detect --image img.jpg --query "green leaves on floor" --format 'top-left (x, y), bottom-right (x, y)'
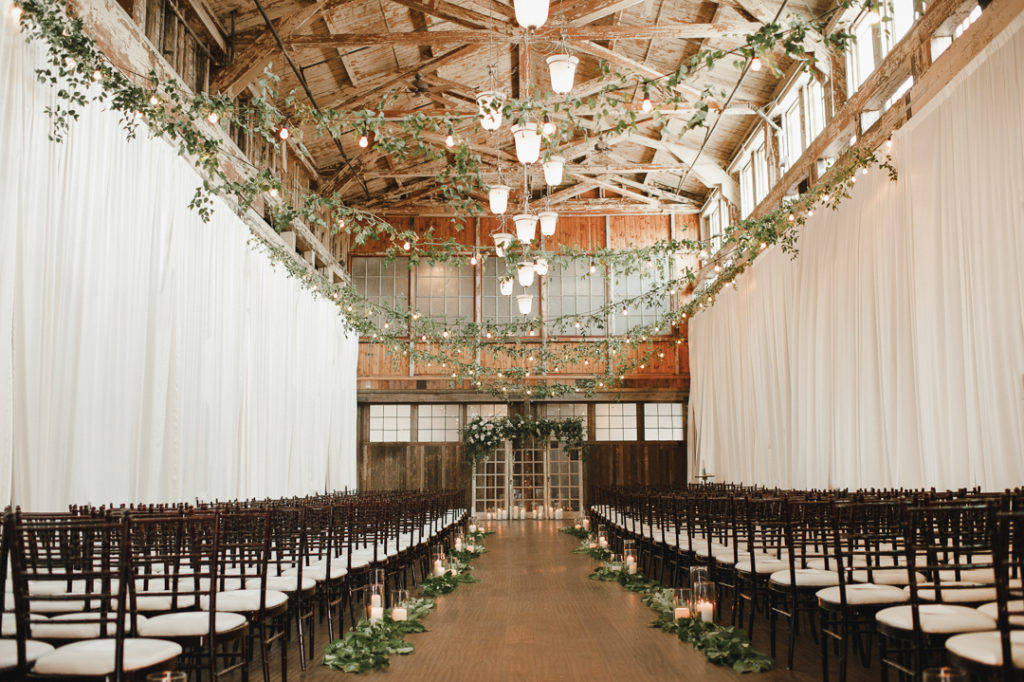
top-left (418, 567), bottom-right (480, 597)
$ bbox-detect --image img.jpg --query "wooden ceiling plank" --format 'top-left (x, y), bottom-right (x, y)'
top-left (385, 0), bottom-right (512, 32)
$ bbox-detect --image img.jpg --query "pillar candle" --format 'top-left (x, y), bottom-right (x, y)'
top-left (674, 607), bottom-right (690, 620)
top-left (598, 537), bottom-right (608, 548)
top-left (370, 606), bottom-right (384, 623)
top-left (392, 606), bottom-right (408, 622)
top-left (455, 539), bottom-right (463, 552)
top-left (433, 559), bottom-right (445, 577)
top-left (626, 558), bottom-right (637, 575)
top-left (370, 593), bottom-right (382, 607)
top-left (582, 519), bottom-right (590, 530)
top-left (468, 524), bottom-right (476, 533)
top-left (699, 601), bottom-right (714, 622)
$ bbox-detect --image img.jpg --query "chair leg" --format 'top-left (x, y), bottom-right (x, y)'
top-left (258, 622), bottom-right (271, 682)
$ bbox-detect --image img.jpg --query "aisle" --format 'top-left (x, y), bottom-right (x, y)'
top-left (291, 520), bottom-right (874, 681)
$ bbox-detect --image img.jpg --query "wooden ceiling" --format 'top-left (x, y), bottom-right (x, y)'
top-left (204, 0), bottom-right (833, 216)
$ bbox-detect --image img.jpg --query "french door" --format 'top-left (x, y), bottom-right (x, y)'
top-left (472, 437), bottom-right (583, 519)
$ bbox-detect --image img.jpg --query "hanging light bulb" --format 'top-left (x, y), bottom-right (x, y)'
top-left (542, 114), bottom-right (556, 137)
top-left (148, 95), bottom-right (159, 106)
top-left (279, 126), bottom-right (289, 140)
top-left (542, 156), bottom-right (565, 185)
top-left (517, 294), bottom-right (534, 315)
top-left (511, 123), bottom-right (542, 164)
top-left (538, 211), bottom-right (557, 236)
top-left (513, 213), bottom-right (538, 243)
top-left (358, 132), bottom-right (369, 148)
top-left (517, 262), bottom-right (536, 287)
top-left (546, 54), bottom-right (579, 94)
top-left (403, 241), bottom-right (411, 251)
top-left (470, 252), bottom-right (479, 266)
top-left (493, 232), bottom-right (514, 258)
top-left (641, 89), bottom-right (653, 113)
top-left (589, 261), bottom-right (597, 274)
top-left (500, 277), bottom-right (515, 296)
top-left (488, 184), bottom-right (510, 214)
top-left (751, 56), bottom-right (763, 72)
top-left (445, 124), bottom-right (455, 148)
top-left (92, 69), bottom-right (102, 81)
top-left (533, 257), bottom-right (549, 276)
top-left (208, 111), bottom-right (220, 124)
top-left (513, 0), bottom-right (549, 28)
top-left (476, 91), bottom-right (506, 131)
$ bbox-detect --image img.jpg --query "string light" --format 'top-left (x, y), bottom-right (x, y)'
top-left (207, 111), bottom-right (219, 124)
top-left (641, 89), bottom-right (653, 113)
top-left (445, 125), bottom-right (455, 148)
top-left (886, 136), bottom-right (893, 151)
top-left (589, 261), bottom-right (596, 274)
top-left (751, 56), bottom-right (762, 71)
top-left (359, 133), bottom-right (369, 148)
top-left (148, 95), bottom-right (159, 106)
top-left (542, 114), bottom-right (556, 137)
top-left (470, 252), bottom-right (478, 266)
top-left (403, 241), bottom-right (411, 251)
top-left (269, 188), bottom-right (279, 199)
top-left (91, 69), bottom-right (102, 81)
top-left (278, 126), bottom-right (289, 140)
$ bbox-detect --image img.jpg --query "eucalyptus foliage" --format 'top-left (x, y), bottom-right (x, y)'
top-left (322, 598), bottom-right (435, 673)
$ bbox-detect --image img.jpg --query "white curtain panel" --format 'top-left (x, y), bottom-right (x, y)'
top-left (689, 13), bottom-right (1024, 490)
top-left (0, 9), bottom-right (359, 509)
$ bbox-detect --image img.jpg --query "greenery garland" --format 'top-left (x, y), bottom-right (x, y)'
top-left (13, 0), bottom-right (896, 399)
top-left (460, 415), bottom-right (586, 467)
top-left (322, 598), bottom-right (435, 673)
top-left (567, 531), bottom-right (773, 673)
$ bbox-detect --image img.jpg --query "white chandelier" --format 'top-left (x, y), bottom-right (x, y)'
top-left (542, 156), bottom-right (565, 185)
top-left (513, 213), bottom-right (538, 243)
top-left (513, 0), bottom-right (549, 28)
top-left (476, 91), bottom-right (506, 131)
top-left (517, 294), bottom-right (534, 315)
top-left (538, 211), bottom-right (557, 236)
top-left (517, 262), bottom-right (536, 287)
top-left (511, 123), bottom-right (542, 164)
top-left (546, 54), bottom-right (579, 94)
top-left (493, 232), bottom-right (514, 258)
top-left (488, 184), bottom-right (510, 214)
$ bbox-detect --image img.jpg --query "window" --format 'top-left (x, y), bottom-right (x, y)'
top-left (847, 14), bottom-right (880, 95)
top-left (415, 262), bottom-right (474, 324)
top-left (547, 260), bottom-right (606, 336)
top-left (369, 404), bottom-right (411, 442)
top-left (953, 4), bottom-right (982, 38)
top-left (804, 79), bottom-right (826, 143)
top-left (781, 97), bottom-right (804, 169)
top-left (595, 403), bottom-right (637, 441)
top-left (482, 259), bottom-right (538, 325)
top-left (417, 404), bottom-right (460, 442)
top-left (612, 260), bottom-right (670, 334)
top-left (467, 404), bottom-right (508, 419)
top-left (351, 257), bottom-right (409, 328)
top-left (884, 75), bottom-right (914, 110)
top-left (739, 160), bottom-right (755, 218)
top-left (644, 403), bottom-right (684, 441)
top-left (752, 137), bottom-right (769, 204)
top-left (539, 403), bottom-right (588, 431)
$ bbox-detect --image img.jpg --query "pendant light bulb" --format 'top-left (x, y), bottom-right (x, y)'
top-left (542, 114), bottom-right (556, 137)
top-left (208, 111), bottom-right (219, 124)
top-left (279, 126), bottom-right (289, 140)
top-left (751, 56), bottom-right (762, 72)
top-left (359, 133), bottom-right (369, 148)
top-left (513, 0), bottom-right (549, 28)
top-left (641, 88), bottom-right (653, 113)
top-left (546, 54), bottom-right (579, 94)
top-left (445, 125), bottom-right (455, 148)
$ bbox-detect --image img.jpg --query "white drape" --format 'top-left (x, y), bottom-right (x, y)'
top-left (0, 8), bottom-right (359, 510)
top-left (688, 13), bottom-right (1024, 490)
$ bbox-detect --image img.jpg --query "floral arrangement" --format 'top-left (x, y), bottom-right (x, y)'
top-left (460, 415), bottom-right (586, 467)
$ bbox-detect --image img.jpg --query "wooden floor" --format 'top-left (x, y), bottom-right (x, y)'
top-left (275, 521), bottom-right (879, 681)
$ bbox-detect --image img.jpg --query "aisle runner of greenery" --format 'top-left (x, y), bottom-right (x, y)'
top-left (322, 529), bottom-right (494, 673)
top-left (561, 526), bottom-right (773, 674)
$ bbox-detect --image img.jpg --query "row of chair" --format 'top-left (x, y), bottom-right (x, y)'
top-left (589, 484), bottom-right (1024, 681)
top-left (0, 489), bottom-right (467, 681)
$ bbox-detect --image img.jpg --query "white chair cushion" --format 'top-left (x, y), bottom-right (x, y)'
top-left (32, 638), bottom-right (182, 675)
top-left (770, 568), bottom-right (840, 588)
top-left (0, 639), bottom-right (55, 669)
top-left (736, 557), bottom-right (790, 575)
top-left (199, 589), bottom-right (287, 613)
top-left (139, 611), bottom-right (247, 637)
top-left (946, 630), bottom-right (1024, 668)
top-left (938, 566), bottom-right (995, 582)
top-left (32, 613), bottom-right (144, 640)
top-left (135, 594), bottom-right (197, 612)
top-left (851, 568), bottom-right (924, 585)
top-left (245, 576), bottom-right (316, 592)
top-left (816, 583), bottom-right (910, 606)
top-left (282, 563), bottom-right (347, 582)
top-left (29, 595), bottom-right (88, 614)
top-left (911, 582), bottom-right (997, 603)
top-left (977, 600), bottom-right (1024, 626)
top-left (876, 604), bottom-right (996, 634)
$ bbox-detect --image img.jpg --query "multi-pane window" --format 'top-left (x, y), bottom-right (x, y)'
top-left (547, 260), bottom-right (606, 336)
top-left (884, 76), bottom-right (914, 110)
top-left (351, 257), bottom-right (409, 326)
top-left (739, 160), bottom-right (755, 218)
top-left (482, 259), bottom-right (538, 325)
top-left (644, 403), bottom-right (684, 441)
top-left (847, 15), bottom-right (880, 95)
top-left (415, 262), bottom-right (474, 324)
top-left (612, 260), bottom-right (670, 334)
top-left (595, 403), bottom-right (637, 441)
top-left (781, 97), bottom-right (804, 169)
top-left (467, 404), bottom-right (509, 419)
top-left (417, 404), bottom-right (460, 442)
top-left (369, 404), bottom-right (412, 443)
top-left (539, 403), bottom-right (588, 431)
top-left (752, 137), bottom-right (769, 204)
top-left (804, 79), bottom-right (826, 144)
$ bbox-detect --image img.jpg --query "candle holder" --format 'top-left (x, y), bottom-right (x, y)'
top-left (432, 546), bottom-right (447, 577)
top-left (673, 588), bottom-right (692, 620)
top-left (390, 589), bottom-right (409, 622)
top-left (587, 532), bottom-right (598, 549)
top-left (467, 516), bottom-right (479, 534)
top-left (596, 528), bottom-right (609, 549)
top-left (446, 555), bottom-right (461, 576)
top-left (623, 549), bottom-right (639, 575)
top-left (454, 532), bottom-right (466, 553)
top-left (688, 565), bottom-right (710, 588)
top-left (693, 580), bottom-right (716, 623)
top-left (582, 516), bottom-right (590, 530)
top-left (605, 553), bottom-right (624, 572)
